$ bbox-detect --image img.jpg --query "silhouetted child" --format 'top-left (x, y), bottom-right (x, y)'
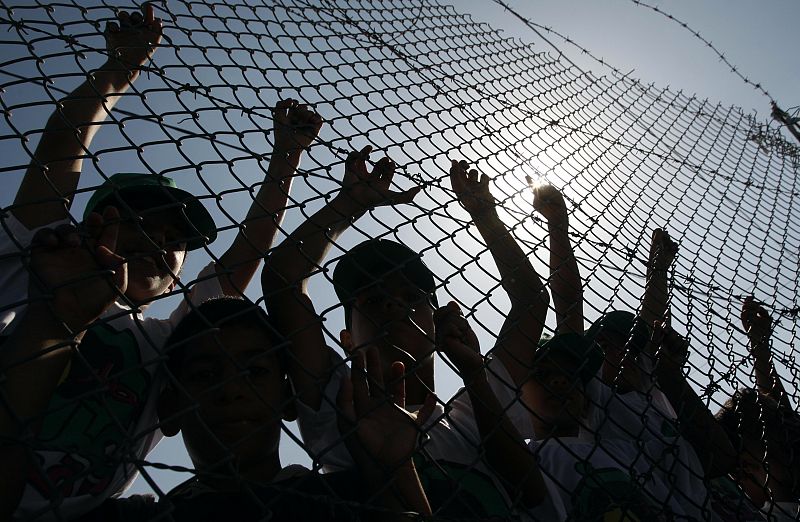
top-left (711, 299), bottom-right (799, 521)
top-left (262, 154), bottom-right (561, 519)
top-left (153, 297), bottom-right (431, 521)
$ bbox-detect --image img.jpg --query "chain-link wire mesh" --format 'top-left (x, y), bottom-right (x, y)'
top-left (1, 0), bottom-right (798, 520)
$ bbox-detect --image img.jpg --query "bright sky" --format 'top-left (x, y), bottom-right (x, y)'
top-left (459, 0), bottom-right (799, 120)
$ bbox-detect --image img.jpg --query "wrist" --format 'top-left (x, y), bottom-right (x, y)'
top-left (457, 363), bottom-right (487, 384)
top-left (271, 146), bottom-right (304, 165)
top-left (95, 60), bottom-right (139, 88)
top-left (330, 193), bottom-right (368, 218)
top-left (546, 216), bottom-right (569, 230)
top-left (468, 207), bottom-right (499, 220)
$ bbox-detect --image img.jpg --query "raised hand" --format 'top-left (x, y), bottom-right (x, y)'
top-left (336, 348), bottom-right (432, 472)
top-left (529, 179), bottom-right (568, 225)
top-left (272, 99), bottom-right (324, 153)
top-left (449, 160), bottom-right (495, 215)
top-left (646, 228), bottom-right (679, 274)
top-left (28, 207), bottom-right (127, 332)
top-left (104, 3), bottom-right (163, 73)
top-left (741, 296), bottom-right (772, 346)
top-left (434, 301), bottom-right (484, 376)
top-left (337, 146), bottom-right (420, 210)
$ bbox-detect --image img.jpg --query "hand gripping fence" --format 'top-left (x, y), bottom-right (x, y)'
top-left (0, 1), bottom-right (798, 521)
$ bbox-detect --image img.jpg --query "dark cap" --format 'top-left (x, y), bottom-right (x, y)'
top-left (585, 310), bottom-right (649, 355)
top-left (83, 173), bottom-right (217, 251)
top-left (535, 333), bottom-right (604, 385)
top-left (332, 238), bottom-right (438, 327)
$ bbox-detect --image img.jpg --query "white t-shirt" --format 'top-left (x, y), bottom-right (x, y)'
top-left (530, 436), bottom-right (704, 521)
top-left (584, 370), bottom-right (678, 442)
top-left (295, 349), bottom-right (566, 521)
top-left (0, 213), bottom-right (223, 521)
top-left (762, 502), bottom-right (800, 522)
top-left (582, 375), bottom-right (708, 518)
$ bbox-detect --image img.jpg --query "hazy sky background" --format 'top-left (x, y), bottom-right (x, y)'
top-left (0, 0), bottom-right (797, 501)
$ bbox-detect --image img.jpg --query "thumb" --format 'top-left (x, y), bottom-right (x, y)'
top-left (390, 361), bottom-right (406, 409)
top-left (390, 186), bottom-right (421, 205)
top-left (336, 375), bottom-right (356, 425)
top-left (416, 393), bottom-right (437, 427)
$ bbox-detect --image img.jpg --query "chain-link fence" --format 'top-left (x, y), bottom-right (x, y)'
top-left (1, 1), bottom-right (798, 520)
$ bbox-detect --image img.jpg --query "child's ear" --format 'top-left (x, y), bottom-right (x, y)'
top-left (339, 329), bottom-right (353, 354)
top-left (281, 378), bottom-right (297, 422)
top-left (157, 387), bottom-right (183, 437)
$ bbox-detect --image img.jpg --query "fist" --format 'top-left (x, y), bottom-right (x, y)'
top-left (530, 180), bottom-right (568, 224)
top-left (647, 228), bottom-right (678, 273)
top-left (272, 99), bottom-right (324, 153)
top-left (104, 3), bottom-right (163, 72)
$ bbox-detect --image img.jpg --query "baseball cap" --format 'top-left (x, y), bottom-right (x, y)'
top-left (585, 310), bottom-right (650, 355)
top-left (332, 238), bottom-right (438, 327)
top-left (83, 173), bottom-right (217, 251)
top-left (534, 333), bottom-right (604, 386)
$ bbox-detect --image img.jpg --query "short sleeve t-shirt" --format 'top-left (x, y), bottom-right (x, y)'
top-left (583, 377), bottom-right (679, 442)
top-left (530, 436), bottom-right (703, 521)
top-left (0, 213), bottom-right (223, 521)
top-left (295, 349), bottom-right (565, 521)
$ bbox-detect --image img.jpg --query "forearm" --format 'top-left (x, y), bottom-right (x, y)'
top-left (263, 195), bottom-right (363, 291)
top-left (217, 151), bottom-right (299, 295)
top-left (462, 368), bottom-right (546, 507)
top-left (0, 310), bottom-right (80, 435)
top-left (656, 368), bottom-right (736, 477)
top-left (15, 60), bottom-right (137, 226)
top-left (547, 221), bottom-right (583, 333)
top-left (471, 210), bottom-right (546, 302)
top-left (0, 309), bottom-right (81, 521)
top-left (750, 343), bottom-right (791, 409)
top-left (640, 269), bottom-right (668, 329)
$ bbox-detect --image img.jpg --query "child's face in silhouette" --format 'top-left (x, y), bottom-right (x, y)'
top-left (349, 274), bottom-right (435, 384)
top-left (166, 324), bottom-right (286, 474)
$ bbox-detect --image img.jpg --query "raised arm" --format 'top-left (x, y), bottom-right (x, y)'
top-left (435, 302), bottom-right (548, 508)
top-left (741, 297), bottom-right (791, 409)
top-left (652, 322), bottom-right (736, 478)
top-left (640, 229), bottom-right (678, 329)
top-left (215, 100), bottom-right (322, 296)
top-left (530, 182), bottom-right (583, 334)
top-left (13, 5), bottom-right (162, 229)
top-left (0, 209), bottom-right (126, 518)
top-left (262, 147), bottom-right (419, 409)
top-left (449, 160), bottom-right (549, 388)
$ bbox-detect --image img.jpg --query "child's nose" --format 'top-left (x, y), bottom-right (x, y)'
top-left (547, 373), bottom-right (571, 392)
top-left (217, 373), bottom-right (248, 403)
